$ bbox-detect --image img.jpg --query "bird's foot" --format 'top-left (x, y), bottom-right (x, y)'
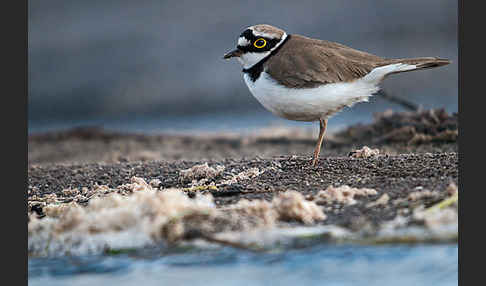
top-left (311, 157), bottom-right (319, 167)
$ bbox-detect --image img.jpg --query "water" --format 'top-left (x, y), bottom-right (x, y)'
top-left (29, 244), bottom-right (457, 285)
top-left (28, 93), bottom-right (458, 135)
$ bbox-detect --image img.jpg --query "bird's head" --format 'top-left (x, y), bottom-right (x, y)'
top-left (223, 24), bottom-right (287, 69)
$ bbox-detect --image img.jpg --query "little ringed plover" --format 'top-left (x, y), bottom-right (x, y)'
top-left (223, 24), bottom-right (450, 166)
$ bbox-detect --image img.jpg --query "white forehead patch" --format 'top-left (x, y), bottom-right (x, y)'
top-left (238, 37), bottom-right (250, 47)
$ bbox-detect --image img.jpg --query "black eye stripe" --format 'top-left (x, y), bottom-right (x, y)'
top-left (240, 29), bottom-right (253, 41)
top-left (236, 29), bottom-right (280, 53)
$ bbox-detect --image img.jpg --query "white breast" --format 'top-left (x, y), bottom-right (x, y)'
top-left (243, 63), bottom-right (414, 122)
top-left (243, 72), bottom-right (377, 121)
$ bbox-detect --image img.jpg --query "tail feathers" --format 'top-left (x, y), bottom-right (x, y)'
top-left (362, 57), bottom-right (450, 84)
top-left (385, 57), bottom-right (451, 73)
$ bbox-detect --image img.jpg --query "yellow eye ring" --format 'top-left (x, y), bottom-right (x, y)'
top-left (253, 38), bottom-right (267, 48)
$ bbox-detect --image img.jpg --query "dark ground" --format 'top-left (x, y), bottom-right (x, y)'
top-left (28, 153), bottom-right (457, 229)
top-left (28, 109), bottom-right (458, 230)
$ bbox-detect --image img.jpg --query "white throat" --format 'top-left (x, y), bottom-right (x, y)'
top-left (237, 33), bottom-right (288, 69)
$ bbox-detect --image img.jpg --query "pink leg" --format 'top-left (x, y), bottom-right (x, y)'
top-left (312, 118), bottom-right (328, 167)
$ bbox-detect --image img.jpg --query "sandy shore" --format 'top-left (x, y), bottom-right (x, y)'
top-left (28, 109), bottom-right (458, 255)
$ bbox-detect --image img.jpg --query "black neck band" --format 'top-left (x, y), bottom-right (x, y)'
top-left (242, 34), bottom-right (291, 82)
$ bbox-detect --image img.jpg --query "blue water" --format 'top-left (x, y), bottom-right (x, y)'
top-left (28, 94), bottom-right (458, 136)
top-left (29, 243), bottom-right (457, 286)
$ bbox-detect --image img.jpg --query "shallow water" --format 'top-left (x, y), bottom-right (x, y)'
top-left (29, 243), bottom-right (457, 286)
top-left (28, 93), bottom-right (458, 136)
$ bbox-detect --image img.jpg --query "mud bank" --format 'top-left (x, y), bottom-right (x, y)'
top-left (28, 109), bottom-right (458, 256)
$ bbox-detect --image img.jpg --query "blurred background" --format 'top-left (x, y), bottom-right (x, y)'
top-left (28, 0), bottom-right (457, 135)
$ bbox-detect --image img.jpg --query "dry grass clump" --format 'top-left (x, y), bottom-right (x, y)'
top-left (179, 163), bottom-right (225, 184)
top-left (315, 185), bottom-right (378, 206)
top-left (407, 189), bottom-right (439, 202)
top-left (412, 207), bottom-right (458, 230)
top-left (28, 176), bottom-right (327, 256)
top-left (224, 191), bottom-right (326, 229)
top-left (366, 193), bottom-right (390, 208)
top-left (117, 176), bottom-right (158, 192)
top-left (349, 146), bottom-right (380, 158)
top-left (408, 129), bottom-right (458, 144)
top-left (43, 202), bottom-right (80, 218)
top-left (272, 191), bottom-right (326, 224)
top-left (380, 183), bottom-right (458, 236)
top-left (28, 188), bottom-right (217, 256)
top-left (228, 199), bottom-right (278, 228)
top-left (27, 176), bottom-right (160, 217)
top-left (220, 168), bottom-right (264, 185)
top-left (335, 108), bottom-right (458, 145)
top-left (178, 164), bottom-right (270, 190)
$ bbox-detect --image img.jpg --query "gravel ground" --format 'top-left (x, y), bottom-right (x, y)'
top-left (28, 152), bottom-right (457, 229)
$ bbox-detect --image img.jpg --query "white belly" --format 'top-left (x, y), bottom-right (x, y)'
top-left (243, 72), bottom-right (380, 122)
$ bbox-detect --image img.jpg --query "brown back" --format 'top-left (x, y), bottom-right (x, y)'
top-left (264, 34), bottom-right (449, 88)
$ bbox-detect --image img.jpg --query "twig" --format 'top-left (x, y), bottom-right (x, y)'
top-left (377, 89), bottom-right (421, 111)
top-left (425, 192), bottom-right (458, 213)
top-left (199, 233), bottom-right (266, 252)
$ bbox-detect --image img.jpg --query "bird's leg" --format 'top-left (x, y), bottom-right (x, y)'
top-left (311, 118), bottom-right (328, 167)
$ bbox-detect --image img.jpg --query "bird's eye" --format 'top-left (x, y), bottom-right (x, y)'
top-left (253, 38), bottom-right (267, 48)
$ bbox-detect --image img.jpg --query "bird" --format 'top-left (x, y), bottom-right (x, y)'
top-left (223, 24), bottom-right (450, 166)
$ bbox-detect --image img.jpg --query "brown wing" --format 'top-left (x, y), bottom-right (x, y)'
top-left (265, 34), bottom-right (388, 88)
